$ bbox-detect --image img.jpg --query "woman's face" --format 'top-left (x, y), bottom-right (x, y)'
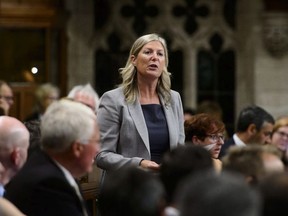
top-left (271, 126), bottom-right (288, 151)
top-left (131, 41), bottom-right (166, 82)
top-left (193, 134), bottom-right (224, 159)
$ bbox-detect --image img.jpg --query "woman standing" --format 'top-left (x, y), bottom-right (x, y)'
top-left (96, 33), bottom-right (185, 173)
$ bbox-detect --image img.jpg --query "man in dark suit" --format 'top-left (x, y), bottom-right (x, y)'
top-left (219, 105), bottom-right (274, 159)
top-left (4, 99), bottom-right (100, 216)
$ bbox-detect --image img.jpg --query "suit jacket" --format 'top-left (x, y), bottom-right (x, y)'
top-left (219, 136), bottom-right (236, 159)
top-left (96, 87), bottom-right (185, 171)
top-left (4, 150), bottom-right (89, 216)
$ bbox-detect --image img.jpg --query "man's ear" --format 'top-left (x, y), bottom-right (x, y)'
top-left (10, 147), bottom-right (20, 167)
top-left (192, 136), bottom-right (200, 144)
top-left (72, 142), bottom-right (83, 158)
top-left (247, 124), bottom-right (257, 135)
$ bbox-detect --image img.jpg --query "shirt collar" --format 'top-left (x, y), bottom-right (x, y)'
top-left (53, 160), bottom-right (78, 188)
top-left (233, 134), bottom-right (246, 147)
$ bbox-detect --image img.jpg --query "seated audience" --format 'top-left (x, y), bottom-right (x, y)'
top-left (4, 99), bottom-right (100, 216)
top-left (175, 170), bottom-right (261, 216)
top-left (24, 83), bottom-right (60, 122)
top-left (184, 113), bottom-right (225, 172)
top-left (98, 166), bottom-right (166, 216)
top-left (219, 105), bottom-right (274, 158)
top-left (222, 145), bottom-right (284, 186)
top-left (0, 81), bottom-right (14, 116)
top-left (0, 116), bottom-right (29, 188)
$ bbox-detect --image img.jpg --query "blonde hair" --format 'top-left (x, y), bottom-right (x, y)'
top-left (273, 116), bottom-right (288, 134)
top-left (119, 33), bottom-right (171, 106)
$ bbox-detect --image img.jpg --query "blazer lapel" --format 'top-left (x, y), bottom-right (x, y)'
top-left (161, 98), bottom-right (178, 149)
top-left (127, 101), bottom-right (150, 152)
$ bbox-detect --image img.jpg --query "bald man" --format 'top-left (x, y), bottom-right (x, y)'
top-left (0, 116), bottom-right (29, 186)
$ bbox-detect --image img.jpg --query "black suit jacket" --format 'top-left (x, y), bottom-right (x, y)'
top-left (4, 150), bottom-right (89, 216)
top-left (219, 136), bottom-right (236, 159)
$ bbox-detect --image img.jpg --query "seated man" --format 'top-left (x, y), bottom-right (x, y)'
top-left (67, 83), bottom-right (99, 114)
top-left (219, 105), bottom-right (274, 158)
top-left (4, 99), bottom-right (100, 216)
top-left (0, 116), bottom-right (29, 191)
top-left (222, 145), bottom-right (284, 186)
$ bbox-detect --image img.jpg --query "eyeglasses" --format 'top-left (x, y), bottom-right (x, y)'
top-left (206, 134), bottom-right (225, 142)
top-left (276, 131), bottom-right (288, 139)
top-left (0, 95), bottom-right (14, 102)
top-left (78, 139), bottom-right (100, 145)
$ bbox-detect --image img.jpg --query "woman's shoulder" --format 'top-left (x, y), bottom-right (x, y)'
top-left (170, 90), bottom-right (180, 97)
top-left (101, 87), bottom-right (124, 98)
top-left (169, 90), bottom-right (182, 104)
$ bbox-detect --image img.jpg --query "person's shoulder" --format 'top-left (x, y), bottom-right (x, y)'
top-left (170, 90), bottom-right (182, 101)
top-left (101, 87), bottom-right (123, 98)
top-left (170, 89), bottom-right (180, 96)
top-left (13, 151), bottom-right (61, 179)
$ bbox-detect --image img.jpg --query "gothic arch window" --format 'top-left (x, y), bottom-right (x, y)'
top-left (93, 0), bottom-right (237, 134)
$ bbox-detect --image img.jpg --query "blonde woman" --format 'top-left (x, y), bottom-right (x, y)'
top-left (96, 33), bottom-right (185, 175)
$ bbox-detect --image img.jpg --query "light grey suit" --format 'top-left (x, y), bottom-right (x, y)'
top-left (96, 87), bottom-right (185, 171)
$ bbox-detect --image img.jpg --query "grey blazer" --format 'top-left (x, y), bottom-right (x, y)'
top-left (96, 87), bottom-right (185, 171)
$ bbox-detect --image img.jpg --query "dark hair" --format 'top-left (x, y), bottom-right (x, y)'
top-left (176, 170), bottom-right (260, 216)
top-left (184, 113), bottom-right (225, 142)
top-left (160, 145), bottom-right (213, 204)
top-left (236, 105), bottom-right (274, 132)
top-left (259, 172), bottom-right (288, 216)
top-left (23, 120), bottom-right (41, 157)
top-left (98, 166), bottom-right (165, 216)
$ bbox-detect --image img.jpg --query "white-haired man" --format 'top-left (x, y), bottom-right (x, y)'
top-left (67, 83), bottom-right (99, 114)
top-left (4, 99), bottom-right (100, 216)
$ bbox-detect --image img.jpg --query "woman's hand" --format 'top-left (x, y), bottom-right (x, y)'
top-left (139, 159), bottom-right (160, 171)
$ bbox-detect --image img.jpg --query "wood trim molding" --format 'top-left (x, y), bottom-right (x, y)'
top-left (0, 2), bottom-right (67, 28)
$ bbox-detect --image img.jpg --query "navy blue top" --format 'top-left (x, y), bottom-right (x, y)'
top-left (141, 104), bottom-right (170, 164)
